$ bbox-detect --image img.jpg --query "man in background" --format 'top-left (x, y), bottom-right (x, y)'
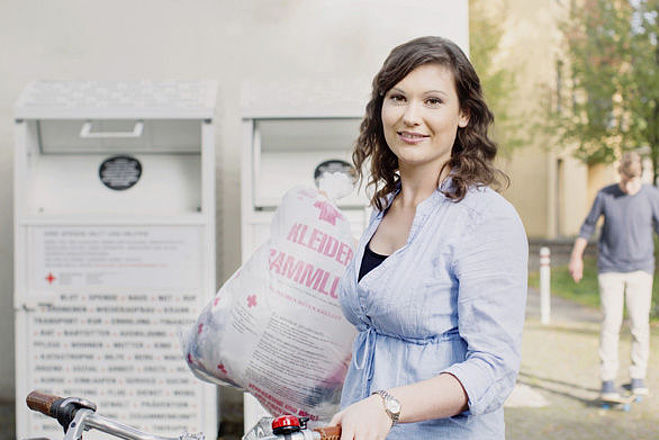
top-left (569, 152), bottom-right (659, 399)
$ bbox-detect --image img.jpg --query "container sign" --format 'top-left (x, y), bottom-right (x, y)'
top-left (27, 289), bottom-right (205, 437)
top-left (99, 155), bottom-right (142, 190)
top-left (28, 226), bottom-right (202, 290)
top-left (24, 225), bottom-right (208, 438)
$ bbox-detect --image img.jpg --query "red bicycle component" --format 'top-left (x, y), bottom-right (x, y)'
top-left (272, 415), bottom-right (303, 435)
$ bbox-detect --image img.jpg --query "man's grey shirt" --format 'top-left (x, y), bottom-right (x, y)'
top-left (579, 183), bottom-right (659, 274)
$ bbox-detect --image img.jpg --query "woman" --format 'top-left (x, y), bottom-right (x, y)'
top-left (329, 36), bottom-right (528, 439)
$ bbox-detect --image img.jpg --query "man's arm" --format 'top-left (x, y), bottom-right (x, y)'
top-left (569, 237), bottom-right (588, 283)
top-left (571, 191), bottom-right (604, 283)
top-left (649, 185), bottom-right (659, 235)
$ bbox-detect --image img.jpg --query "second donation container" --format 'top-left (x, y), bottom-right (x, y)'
top-left (241, 111), bottom-right (372, 430)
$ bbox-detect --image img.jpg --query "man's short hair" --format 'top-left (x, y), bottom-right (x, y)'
top-left (619, 152), bottom-right (643, 178)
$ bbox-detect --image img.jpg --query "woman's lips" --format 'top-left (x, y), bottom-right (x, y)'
top-left (398, 131), bottom-right (429, 144)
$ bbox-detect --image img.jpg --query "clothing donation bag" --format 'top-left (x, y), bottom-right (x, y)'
top-left (183, 186), bottom-right (357, 421)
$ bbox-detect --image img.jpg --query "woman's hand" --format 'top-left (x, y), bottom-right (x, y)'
top-left (329, 394), bottom-right (392, 440)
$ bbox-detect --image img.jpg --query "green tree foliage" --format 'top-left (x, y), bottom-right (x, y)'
top-left (469, 0), bottom-right (524, 153)
top-left (555, 0), bottom-right (659, 182)
top-left (629, 0), bottom-right (659, 182)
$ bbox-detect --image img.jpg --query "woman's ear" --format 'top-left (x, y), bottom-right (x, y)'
top-left (458, 110), bottom-right (470, 128)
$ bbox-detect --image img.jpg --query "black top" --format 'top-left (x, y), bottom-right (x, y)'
top-left (358, 241), bottom-right (389, 281)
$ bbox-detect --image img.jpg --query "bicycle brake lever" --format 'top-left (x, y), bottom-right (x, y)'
top-left (59, 397), bottom-right (97, 412)
top-left (63, 408), bottom-right (95, 440)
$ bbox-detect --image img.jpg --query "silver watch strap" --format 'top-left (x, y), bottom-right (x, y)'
top-left (372, 390), bottom-right (400, 425)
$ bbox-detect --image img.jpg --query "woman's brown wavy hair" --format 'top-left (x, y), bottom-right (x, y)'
top-left (353, 36), bottom-right (509, 211)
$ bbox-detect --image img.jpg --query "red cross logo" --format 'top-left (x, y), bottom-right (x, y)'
top-left (217, 364), bottom-right (227, 374)
top-left (197, 323), bottom-right (204, 334)
top-left (247, 294), bottom-right (257, 308)
top-left (313, 200), bottom-right (342, 225)
top-left (45, 273), bottom-right (56, 284)
top-left (213, 297), bottom-right (221, 307)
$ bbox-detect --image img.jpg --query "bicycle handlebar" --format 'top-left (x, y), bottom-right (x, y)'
top-left (27, 390), bottom-right (341, 440)
top-left (312, 426), bottom-right (342, 440)
top-left (27, 391), bottom-right (180, 440)
top-left (27, 391), bottom-right (61, 418)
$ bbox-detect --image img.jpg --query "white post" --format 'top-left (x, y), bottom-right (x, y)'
top-left (540, 247), bottom-right (551, 324)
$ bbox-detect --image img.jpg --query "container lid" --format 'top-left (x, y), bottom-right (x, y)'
top-left (14, 80), bottom-right (218, 120)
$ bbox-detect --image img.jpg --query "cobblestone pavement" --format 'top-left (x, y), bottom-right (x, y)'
top-left (507, 287), bottom-right (659, 440)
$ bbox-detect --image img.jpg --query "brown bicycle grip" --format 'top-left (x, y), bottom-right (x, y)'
top-left (313, 425), bottom-right (341, 440)
top-left (26, 391), bottom-right (62, 417)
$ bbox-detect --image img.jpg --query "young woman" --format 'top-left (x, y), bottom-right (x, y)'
top-left (329, 36), bottom-right (528, 439)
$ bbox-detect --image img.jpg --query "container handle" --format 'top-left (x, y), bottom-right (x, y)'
top-left (79, 120), bottom-right (144, 138)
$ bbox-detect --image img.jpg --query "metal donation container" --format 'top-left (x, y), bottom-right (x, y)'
top-left (13, 80), bottom-right (218, 439)
top-left (241, 100), bottom-right (372, 431)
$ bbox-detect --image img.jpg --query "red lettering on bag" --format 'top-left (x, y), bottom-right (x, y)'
top-left (301, 265), bottom-right (325, 290)
top-left (287, 222), bottom-right (308, 244)
top-left (268, 249), bottom-right (343, 301)
top-left (286, 223), bottom-right (353, 267)
top-left (317, 271), bottom-right (330, 295)
top-left (322, 235), bottom-right (339, 259)
top-left (336, 243), bottom-right (353, 266)
top-left (329, 275), bottom-right (339, 298)
top-left (269, 250), bottom-right (284, 273)
top-left (308, 228), bottom-right (324, 252)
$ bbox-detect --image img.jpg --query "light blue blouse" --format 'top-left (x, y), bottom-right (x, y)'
top-left (339, 183), bottom-right (528, 439)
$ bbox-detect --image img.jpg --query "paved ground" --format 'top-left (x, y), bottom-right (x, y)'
top-left (507, 287), bottom-right (659, 440)
top-left (3, 287), bottom-right (657, 440)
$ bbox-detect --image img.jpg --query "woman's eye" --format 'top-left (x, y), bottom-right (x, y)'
top-left (389, 94), bottom-right (406, 103)
top-left (425, 97), bottom-right (443, 106)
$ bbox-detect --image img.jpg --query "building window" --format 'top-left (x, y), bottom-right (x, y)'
top-left (555, 59), bottom-right (563, 114)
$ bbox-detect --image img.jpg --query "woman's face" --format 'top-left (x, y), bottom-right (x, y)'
top-left (381, 63), bottom-right (468, 171)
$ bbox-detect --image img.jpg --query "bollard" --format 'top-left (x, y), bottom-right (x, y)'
top-left (540, 247), bottom-right (551, 324)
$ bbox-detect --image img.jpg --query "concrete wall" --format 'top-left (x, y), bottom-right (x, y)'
top-left (0, 0), bottom-right (468, 402)
top-left (486, 0), bottom-right (607, 239)
top-left (557, 153), bottom-right (589, 237)
top-left (490, 0), bottom-right (565, 238)
top-left (500, 147), bottom-right (553, 238)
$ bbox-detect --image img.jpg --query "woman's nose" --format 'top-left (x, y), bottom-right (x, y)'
top-left (402, 103), bottom-right (421, 126)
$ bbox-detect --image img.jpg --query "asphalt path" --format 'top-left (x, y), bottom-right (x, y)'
top-left (507, 287), bottom-right (659, 440)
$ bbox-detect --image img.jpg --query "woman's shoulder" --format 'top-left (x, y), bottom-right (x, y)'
top-left (455, 185), bottom-right (520, 221)
top-left (452, 186), bottom-right (528, 251)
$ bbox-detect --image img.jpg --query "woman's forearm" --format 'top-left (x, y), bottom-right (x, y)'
top-left (387, 373), bottom-right (468, 423)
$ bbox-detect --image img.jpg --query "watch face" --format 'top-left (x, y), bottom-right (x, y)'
top-left (388, 399), bottom-right (401, 413)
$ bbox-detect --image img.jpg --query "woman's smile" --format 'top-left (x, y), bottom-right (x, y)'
top-left (397, 130), bottom-right (430, 144)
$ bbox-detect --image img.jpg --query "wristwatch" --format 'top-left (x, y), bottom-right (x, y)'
top-left (372, 390), bottom-right (401, 426)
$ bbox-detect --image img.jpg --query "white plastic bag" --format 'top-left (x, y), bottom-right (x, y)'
top-left (183, 186), bottom-right (357, 421)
